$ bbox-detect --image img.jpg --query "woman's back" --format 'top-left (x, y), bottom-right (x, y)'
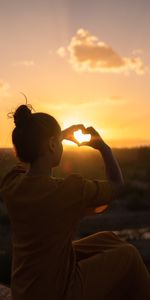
top-left (0, 165), bottom-right (86, 300)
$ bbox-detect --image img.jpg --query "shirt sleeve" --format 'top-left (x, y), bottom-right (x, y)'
top-left (82, 177), bottom-right (123, 215)
top-left (82, 178), bottom-right (120, 208)
top-left (63, 174), bottom-right (121, 217)
top-left (0, 163), bottom-right (27, 189)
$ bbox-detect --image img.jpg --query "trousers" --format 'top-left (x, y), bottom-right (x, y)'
top-left (66, 231), bottom-right (150, 300)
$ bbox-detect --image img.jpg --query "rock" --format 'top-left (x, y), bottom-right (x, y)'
top-left (0, 284), bottom-right (11, 300)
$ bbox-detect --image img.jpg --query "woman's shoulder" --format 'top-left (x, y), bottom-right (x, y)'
top-left (0, 163), bottom-right (27, 189)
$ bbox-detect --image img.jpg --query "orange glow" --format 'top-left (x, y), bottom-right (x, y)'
top-left (0, 11), bottom-right (150, 148)
top-left (84, 204), bottom-right (109, 216)
top-left (94, 204), bottom-right (109, 214)
top-left (73, 129), bottom-right (91, 143)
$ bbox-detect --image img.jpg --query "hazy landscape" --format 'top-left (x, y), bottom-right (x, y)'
top-left (0, 146), bottom-right (150, 286)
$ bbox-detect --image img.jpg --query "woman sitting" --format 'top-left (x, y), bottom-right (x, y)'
top-left (0, 104), bottom-right (150, 300)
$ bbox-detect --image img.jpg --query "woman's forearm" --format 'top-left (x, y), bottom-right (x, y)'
top-left (97, 142), bottom-right (124, 184)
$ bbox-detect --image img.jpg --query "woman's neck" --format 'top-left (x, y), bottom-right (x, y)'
top-left (26, 155), bottom-right (52, 176)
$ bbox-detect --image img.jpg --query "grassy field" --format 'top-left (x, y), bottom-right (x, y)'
top-left (0, 146), bottom-right (150, 180)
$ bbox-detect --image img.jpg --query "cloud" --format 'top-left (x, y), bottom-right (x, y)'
top-left (13, 60), bottom-right (35, 67)
top-left (57, 47), bottom-right (67, 58)
top-left (61, 29), bottom-right (147, 74)
top-left (44, 96), bottom-right (125, 113)
top-left (132, 49), bottom-right (143, 56)
top-left (106, 95), bottom-right (127, 105)
top-left (0, 80), bottom-right (10, 97)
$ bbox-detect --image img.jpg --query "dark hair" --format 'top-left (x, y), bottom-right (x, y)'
top-left (11, 105), bottom-right (61, 163)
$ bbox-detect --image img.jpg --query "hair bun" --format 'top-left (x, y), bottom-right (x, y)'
top-left (14, 105), bottom-right (32, 129)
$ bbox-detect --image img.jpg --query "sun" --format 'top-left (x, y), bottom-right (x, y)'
top-left (73, 129), bottom-right (91, 144)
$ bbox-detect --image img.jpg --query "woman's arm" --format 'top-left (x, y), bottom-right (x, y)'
top-left (79, 126), bottom-right (124, 185)
top-left (97, 142), bottom-right (124, 184)
top-left (62, 125), bottom-right (124, 185)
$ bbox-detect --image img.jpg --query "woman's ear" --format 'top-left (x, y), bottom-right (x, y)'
top-left (48, 136), bottom-right (56, 153)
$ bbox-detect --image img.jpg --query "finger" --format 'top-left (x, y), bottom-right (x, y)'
top-left (86, 126), bottom-right (99, 136)
top-left (71, 124), bottom-right (87, 133)
top-left (70, 137), bottom-right (80, 145)
top-left (63, 135), bottom-right (80, 145)
top-left (64, 124), bottom-right (85, 130)
top-left (78, 141), bottom-right (89, 147)
top-left (86, 126), bottom-right (96, 133)
top-left (61, 125), bottom-right (85, 139)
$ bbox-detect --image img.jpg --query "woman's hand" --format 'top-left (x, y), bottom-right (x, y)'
top-left (62, 124), bottom-right (87, 145)
top-left (79, 126), bottom-right (108, 150)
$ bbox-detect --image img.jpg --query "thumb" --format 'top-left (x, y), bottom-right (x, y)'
top-left (78, 141), bottom-right (89, 147)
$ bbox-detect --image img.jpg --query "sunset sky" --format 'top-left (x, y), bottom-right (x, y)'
top-left (0, 0), bottom-right (150, 148)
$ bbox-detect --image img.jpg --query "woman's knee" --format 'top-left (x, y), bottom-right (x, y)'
top-left (119, 243), bottom-right (142, 270)
top-left (122, 243), bottom-right (140, 256)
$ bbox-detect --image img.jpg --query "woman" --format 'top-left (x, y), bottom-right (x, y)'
top-left (0, 104), bottom-right (150, 300)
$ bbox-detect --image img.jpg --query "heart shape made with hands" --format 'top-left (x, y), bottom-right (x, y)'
top-left (73, 129), bottom-right (91, 144)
